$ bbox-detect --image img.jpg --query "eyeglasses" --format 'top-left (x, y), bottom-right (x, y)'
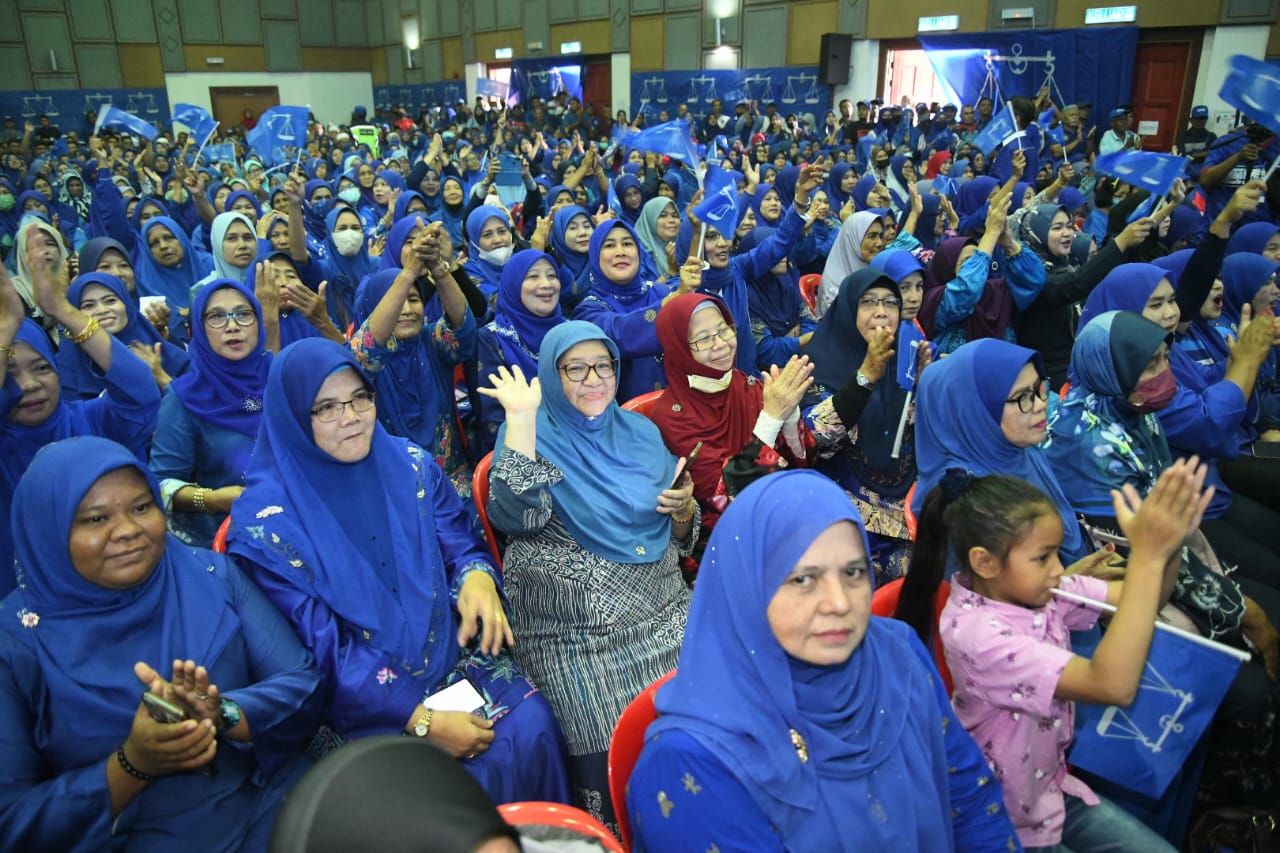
top-left (688, 325), bottom-right (738, 352)
top-left (203, 309), bottom-right (258, 330)
top-left (311, 389), bottom-right (376, 422)
top-left (857, 295), bottom-right (901, 310)
top-left (1006, 381), bottom-right (1049, 414)
top-left (558, 360), bottom-right (618, 382)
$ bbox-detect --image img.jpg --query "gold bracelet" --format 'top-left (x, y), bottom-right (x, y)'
top-left (66, 317), bottom-right (101, 344)
top-left (672, 499), bottom-right (696, 525)
top-left (0, 343), bottom-right (14, 357)
top-left (192, 487), bottom-right (208, 514)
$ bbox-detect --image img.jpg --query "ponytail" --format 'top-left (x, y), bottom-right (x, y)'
top-left (893, 471), bottom-right (1057, 645)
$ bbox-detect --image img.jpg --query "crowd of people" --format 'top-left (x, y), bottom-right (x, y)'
top-left (1, 77), bottom-right (1279, 852)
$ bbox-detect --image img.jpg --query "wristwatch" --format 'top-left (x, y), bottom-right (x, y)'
top-left (219, 698), bottom-right (242, 732)
top-left (856, 371), bottom-right (875, 389)
top-left (412, 706), bottom-right (433, 738)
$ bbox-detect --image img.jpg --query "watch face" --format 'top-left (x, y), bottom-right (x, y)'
top-left (414, 721), bottom-right (429, 737)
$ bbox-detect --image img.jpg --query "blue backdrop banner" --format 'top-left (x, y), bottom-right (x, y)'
top-left (510, 57), bottom-right (584, 106)
top-left (631, 67), bottom-right (825, 123)
top-left (0, 89), bottom-right (170, 139)
top-left (374, 82), bottom-right (469, 114)
top-left (917, 27), bottom-right (1138, 122)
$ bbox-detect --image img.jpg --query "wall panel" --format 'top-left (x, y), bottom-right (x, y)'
top-left (264, 20), bottom-right (302, 70)
top-left (334, 0), bottom-right (368, 45)
top-left (743, 5), bottom-right (788, 68)
top-left (111, 0), bottom-right (159, 43)
top-left (664, 11), bottom-right (700, 70)
top-left (77, 44), bottom-right (123, 87)
top-left (69, 0), bottom-right (114, 42)
top-left (178, 0), bottom-right (220, 41)
top-left (23, 14), bottom-right (76, 75)
top-left (787, 0), bottom-right (837, 66)
top-left (631, 15), bottom-right (664, 71)
top-left (220, 0), bottom-right (263, 43)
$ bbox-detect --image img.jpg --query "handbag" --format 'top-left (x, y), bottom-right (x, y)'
top-left (1185, 805), bottom-right (1279, 853)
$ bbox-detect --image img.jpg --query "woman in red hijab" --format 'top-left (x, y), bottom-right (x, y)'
top-left (650, 293), bottom-right (815, 549)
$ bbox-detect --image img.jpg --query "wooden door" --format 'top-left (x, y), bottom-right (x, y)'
top-left (1131, 37), bottom-right (1199, 153)
top-left (209, 86), bottom-right (280, 136)
top-left (581, 57), bottom-right (611, 122)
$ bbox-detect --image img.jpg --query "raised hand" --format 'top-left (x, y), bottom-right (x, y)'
top-left (858, 326), bottom-right (896, 383)
top-left (761, 355), bottom-right (815, 420)
top-left (476, 364), bottom-right (542, 416)
top-left (1111, 456), bottom-right (1213, 565)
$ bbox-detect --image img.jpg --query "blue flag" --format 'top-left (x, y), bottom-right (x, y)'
top-left (171, 103), bottom-right (218, 146)
top-left (932, 175), bottom-right (958, 200)
top-left (94, 105), bottom-right (159, 142)
top-left (1094, 151), bottom-right (1189, 198)
top-left (692, 166), bottom-right (740, 236)
top-left (201, 143), bottom-right (237, 166)
top-left (896, 321), bottom-right (927, 391)
top-left (606, 177), bottom-right (622, 218)
top-left (969, 108), bottom-right (1017, 157)
top-left (245, 105), bottom-right (310, 166)
top-left (1219, 54), bottom-right (1280, 138)
top-left (622, 118), bottom-right (700, 163)
top-left (1069, 618), bottom-right (1245, 799)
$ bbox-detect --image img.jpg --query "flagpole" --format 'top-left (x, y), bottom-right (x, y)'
top-left (190, 122), bottom-right (219, 168)
top-left (1262, 156), bottom-right (1280, 187)
top-left (890, 391), bottom-right (912, 459)
top-left (695, 221), bottom-right (707, 266)
top-left (1009, 102), bottom-right (1022, 152)
top-left (1049, 588), bottom-right (1252, 661)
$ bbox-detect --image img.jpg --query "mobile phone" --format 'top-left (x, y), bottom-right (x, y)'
top-left (671, 441), bottom-right (703, 488)
top-left (141, 692), bottom-right (187, 724)
top-left (424, 677), bottom-right (487, 716)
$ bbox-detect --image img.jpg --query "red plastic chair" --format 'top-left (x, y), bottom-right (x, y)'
top-left (212, 516), bottom-right (231, 554)
top-left (498, 801), bottom-right (625, 853)
top-left (871, 578), bottom-right (953, 696)
top-left (608, 670), bottom-right (676, 852)
top-left (798, 273), bottom-right (821, 314)
top-left (620, 389), bottom-right (664, 418)
top-left (903, 481), bottom-right (918, 541)
top-left (471, 451), bottom-right (503, 570)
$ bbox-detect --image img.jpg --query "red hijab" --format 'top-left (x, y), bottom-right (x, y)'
top-left (651, 293), bottom-right (763, 503)
top-left (924, 151), bottom-right (952, 179)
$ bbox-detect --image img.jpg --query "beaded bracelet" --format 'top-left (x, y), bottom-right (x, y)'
top-left (192, 487), bottom-right (208, 514)
top-left (66, 316), bottom-right (101, 345)
top-left (116, 746), bottom-right (152, 782)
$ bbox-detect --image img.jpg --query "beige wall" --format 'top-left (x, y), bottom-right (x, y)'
top-left (788, 1), bottom-right (839, 66)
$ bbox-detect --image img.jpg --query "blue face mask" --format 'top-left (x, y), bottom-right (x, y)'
top-left (309, 197), bottom-right (335, 219)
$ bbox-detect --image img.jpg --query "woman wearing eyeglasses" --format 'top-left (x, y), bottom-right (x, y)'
top-left (649, 293), bottom-right (815, 549)
top-left (801, 270), bottom-right (925, 586)
top-left (478, 320), bottom-right (694, 829)
top-left (149, 279), bottom-right (273, 548)
top-left (228, 338), bottom-right (571, 808)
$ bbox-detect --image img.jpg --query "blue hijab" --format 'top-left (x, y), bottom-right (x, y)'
top-left (807, 270), bottom-right (913, 498)
top-left (228, 339), bottom-right (462, 689)
top-left (244, 250), bottom-right (323, 349)
top-left (586, 220), bottom-right (665, 311)
top-left (462, 205), bottom-right (512, 298)
top-left (1153, 250), bottom-right (1230, 375)
top-left (495, 321), bottom-right (676, 563)
top-left (614, 174), bottom-right (643, 225)
top-left (378, 214), bottom-right (419, 271)
top-left (740, 226), bottom-right (801, 336)
top-left (823, 162), bottom-right (853, 211)
top-left (869, 247), bottom-right (925, 288)
top-left (222, 189), bottom-right (260, 217)
top-left (57, 272), bottom-right (189, 399)
top-left (547, 205), bottom-right (592, 295)
top-left (302, 179), bottom-right (334, 243)
top-left (491, 249), bottom-right (564, 376)
top-left (6, 437), bottom-right (239, 746)
top-left (648, 470), bottom-right (944, 850)
top-left (321, 205), bottom-right (376, 327)
top-left (133, 216), bottom-right (209, 309)
top-left (353, 269), bottom-right (448, 450)
top-left (428, 175), bottom-right (467, 249)
top-left (674, 217), bottom-right (757, 375)
top-left (749, 186), bottom-right (783, 227)
top-left (1221, 253), bottom-right (1280, 327)
top-left (1225, 222), bottom-right (1280, 257)
top-left (850, 174), bottom-right (879, 211)
top-left (1047, 311), bottom-right (1174, 516)
top-left (913, 338), bottom-right (1088, 560)
top-left (168, 279), bottom-right (272, 438)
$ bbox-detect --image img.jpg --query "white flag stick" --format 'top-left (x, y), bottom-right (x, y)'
top-left (190, 121), bottom-right (219, 167)
top-left (1009, 102), bottom-right (1022, 152)
top-left (1049, 587), bottom-right (1251, 661)
top-left (890, 390), bottom-right (912, 459)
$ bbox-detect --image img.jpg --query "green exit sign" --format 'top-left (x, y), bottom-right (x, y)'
top-left (918, 14), bottom-right (959, 32)
top-left (1084, 5), bottom-right (1137, 24)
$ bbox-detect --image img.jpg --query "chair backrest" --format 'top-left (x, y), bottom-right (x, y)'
top-left (798, 273), bottom-right (821, 314)
top-left (498, 802), bottom-right (625, 853)
top-left (869, 578), bottom-right (953, 696)
top-left (471, 451), bottom-right (503, 569)
top-left (620, 389), bottom-right (664, 418)
top-left (212, 516), bottom-right (231, 554)
top-left (904, 481), bottom-right (918, 541)
top-left (608, 669), bottom-right (676, 851)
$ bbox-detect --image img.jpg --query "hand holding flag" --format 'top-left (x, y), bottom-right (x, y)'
top-left (691, 165), bottom-right (740, 236)
top-left (171, 104), bottom-right (218, 147)
top-left (245, 105), bottom-right (310, 166)
top-left (94, 105), bottom-right (159, 142)
top-left (970, 108), bottom-right (1017, 157)
top-left (1094, 150), bottom-right (1190, 198)
top-left (619, 117), bottom-right (700, 163)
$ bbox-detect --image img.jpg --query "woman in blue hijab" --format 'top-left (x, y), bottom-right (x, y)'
top-left (351, 253), bottom-right (477, 498)
top-left (318, 205), bottom-right (375, 331)
top-left (0, 265), bottom-right (161, 596)
top-left (227, 338), bottom-right (572, 807)
top-left (57, 271), bottom-right (190, 400)
top-left (1225, 221), bottom-right (1280, 259)
top-left (571, 221), bottom-right (673, 402)
top-left (627, 470), bottom-right (1019, 852)
top-left (428, 175), bottom-right (468, 249)
top-left (912, 337), bottom-right (1090, 563)
top-left (149, 279), bottom-right (271, 549)
top-left (803, 270), bottom-right (915, 584)
top-left (740, 225), bottom-right (815, 370)
top-left (0, 436), bottom-right (325, 852)
top-left (545, 204), bottom-right (593, 307)
top-left (613, 174), bottom-right (644, 226)
top-left (132, 216), bottom-right (212, 329)
top-left (482, 320), bottom-right (694, 828)
top-left (462, 205), bottom-right (515, 303)
top-left (475, 249), bottom-right (565, 456)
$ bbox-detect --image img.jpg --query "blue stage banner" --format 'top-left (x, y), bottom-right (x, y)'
top-left (631, 67), bottom-right (825, 123)
top-left (917, 27), bottom-right (1138, 126)
top-left (510, 58), bottom-right (584, 107)
top-left (0, 89), bottom-right (170, 139)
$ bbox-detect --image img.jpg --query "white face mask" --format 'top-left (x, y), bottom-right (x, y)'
top-left (477, 244), bottom-right (512, 267)
top-left (332, 229), bottom-right (364, 257)
top-left (338, 187), bottom-right (360, 206)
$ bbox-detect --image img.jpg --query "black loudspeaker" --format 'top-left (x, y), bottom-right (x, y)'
top-left (819, 33), bottom-right (852, 86)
